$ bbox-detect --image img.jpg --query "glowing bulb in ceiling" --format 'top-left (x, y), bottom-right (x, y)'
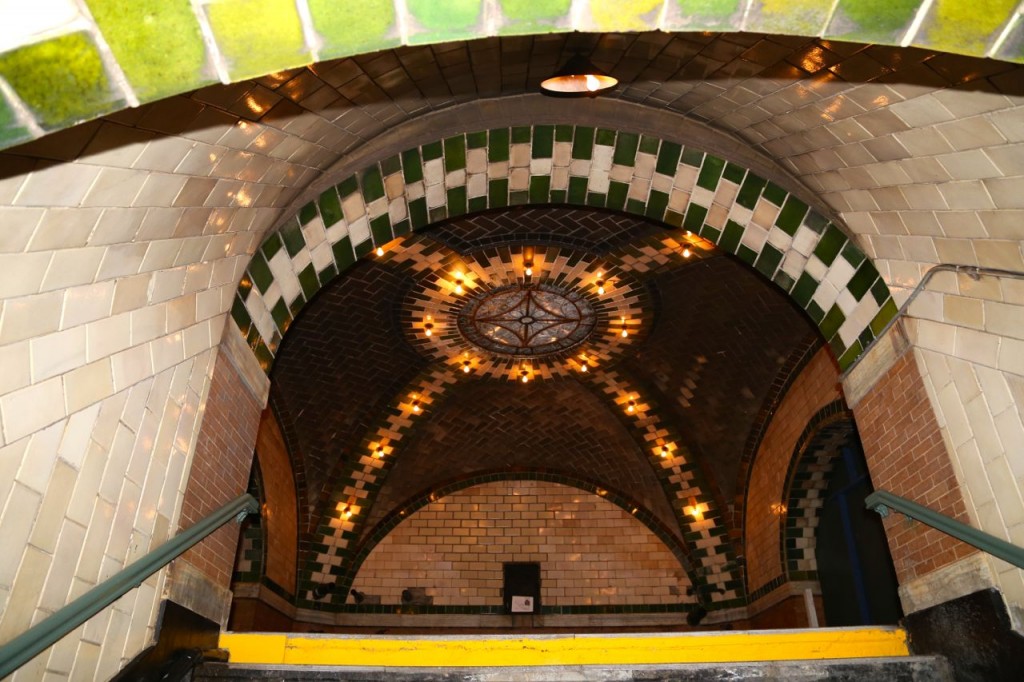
top-left (375, 246), bottom-right (384, 257)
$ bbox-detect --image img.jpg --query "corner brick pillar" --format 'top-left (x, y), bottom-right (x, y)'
top-left (166, 324), bottom-right (269, 626)
top-left (843, 324), bottom-right (977, 612)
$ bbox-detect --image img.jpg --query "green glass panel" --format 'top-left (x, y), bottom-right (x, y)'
top-left (0, 32), bottom-right (118, 127)
top-left (318, 188), bottom-right (343, 227)
top-left (206, 0), bottom-right (309, 80)
top-left (444, 135), bottom-right (467, 172)
top-left (86, 0), bottom-right (209, 101)
top-left (308, 0), bottom-right (397, 55)
top-left (489, 128), bottom-right (510, 162)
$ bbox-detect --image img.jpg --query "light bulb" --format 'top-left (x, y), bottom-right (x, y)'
top-left (621, 328), bottom-right (629, 338)
top-left (374, 446), bottom-right (385, 459)
top-left (375, 246), bottom-right (384, 257)
top-left (683, 247), bottom-right (691, 258)
top-left (660, 445), bottom-right (669, 458)
top-left (627, 400), bottom-right (636, 414)
top-left (454, 278), bottom-right (464, 294)
top-left (411, 400), bottom-right (421, 413)
top-left (580, 363), bottom-right (589, 373)
top-left (462, 361), bottom-right (472, 374)
top-left (525, 267), bottom-right (533, 277)
top-left (585, 74), bottom-right (600, 91)
top-left (596, 280), bottom-right (605, 295)
top-left (520, 369), bottom-right (530, 383)
top-left (424, 323), bottom-right (433, 337)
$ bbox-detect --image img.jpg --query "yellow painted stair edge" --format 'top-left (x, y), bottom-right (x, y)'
top-left (220, 628), bottom-right (910, 667)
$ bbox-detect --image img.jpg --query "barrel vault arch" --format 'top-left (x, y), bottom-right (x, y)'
top-left (232, 124), bottom-right (897, 375)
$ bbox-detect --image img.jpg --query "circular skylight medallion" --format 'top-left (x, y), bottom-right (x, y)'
top-left (458, 283), bottom-right (596, 357)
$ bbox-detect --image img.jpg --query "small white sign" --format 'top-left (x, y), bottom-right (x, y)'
top-left (511, 595), bottom-right (534, 613)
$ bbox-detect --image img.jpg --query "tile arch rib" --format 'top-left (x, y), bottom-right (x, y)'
top-left (232, 123), bottom-right (897, 376)
top-left (0, 3), bottom-right (1020, 151)
top-left (779, 401), bottom-right (860, 582)
top-left (339, 469), bottom-right (704, 611)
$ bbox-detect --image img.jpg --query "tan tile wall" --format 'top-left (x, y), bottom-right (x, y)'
top-left (351, 480), bottom-right (690, 607)
top-left (853, 351), bottom-right (976, 586)
top-left (745, 349), bottom-right (842, 594)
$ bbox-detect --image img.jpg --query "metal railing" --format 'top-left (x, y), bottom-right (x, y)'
top-left (0, 493), bottom-right (259, 679)
top-left (866, 490), bottom-right (1024, 570)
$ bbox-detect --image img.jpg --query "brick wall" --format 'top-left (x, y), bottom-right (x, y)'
top-left (351, 480), bottom-right (690, 607)
top-left (745, 348), bottom-right (842, 594)
top-left (178, 350), bottom-right (263, 587)
top-left (254, 407), bottom-right (298, 594)
top-left (853, 350), bottom-right (976, 583)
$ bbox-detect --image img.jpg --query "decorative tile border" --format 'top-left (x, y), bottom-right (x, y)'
top-left (1, 2), bottom-right (1020, 149)
top-left (232, 125), bottom-right (896, 376)
top-left (780, 400), bottom-right (857, 580)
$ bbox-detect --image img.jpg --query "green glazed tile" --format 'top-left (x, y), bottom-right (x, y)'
top-left (572, 126), bottom-right (595, 160)
top-left (806, 300), bottom-right (825, 324)
top-left (827, 0), bottom-right (917, 43)
top-left (722, 162), bottom-right (745, 184)
top-left (696, 154), bottom-right (725, 191)
top-left (819, 304), bottom-right (846, 339)
top-left (512, 126), bottom-right (531, 143)
top-left (489, 178), bottom-right (509, 207)
top-left (755, 245), bottom-right (783, 278)
top-left (596, 128), bottom-right (616, 146)
top-left (353, 236), bottom-right (375, 258)
top-left (231, 296), bottom-right (252, 334)
top-left (654, 141), bottom-right (682, 176)
top-left (613, 131), bottom-right (640, 166)
top-left (550, 189), bottom-right (566, 203)
top-left (422, 140), bottom-right (443, 161)
top-left (664, 210), bottom-right (684, 227)
top-left (871, 298), bottom-right (898, 335)
top-left (762, 181), bottom-right (787, 206)
top-left (791, 272), bottom-right (818, 307)
top-left (298, 264), bottom-right (319, 299)
top-left (607, 181), bottom-right (629, 210)
top-left (758, 0), bottom-right (831, 36)
top-left (719, 220), bottom-right (744, 253)
top-left (683, 204), bottom-right (708, 232)
top-left (409, 197), bottom-right (428, 228)
top-left (308, 0), bottom-right (398, 56)
top-left (205, 0), bottom-right (309, 80)
top-left (332, 236), bottom-right (355, 270)
top-left (871, 278), bottom-right (890, 305)
top-left (586, 192), bottom-right (607, 208)
top-left (444, 135), bottom-right (467, 172)
top-left (86, 0), bottom-right (210, 101)
top-left (447, 186), bottom-right (468, 216)
top-left (837, 341), bottom-right (863, 371)
top-left (280, 220), bottom-right (306, 257)
top-left (529, 176), bottom-right (551, 203)
top-left (298, 202), bottom-right (318, 225)
top-left (775, 196), bottom-right (809, 236)
top-left (858, 326), bottom-right (875, 349)
top-left (646, 190), bottom-right (669, 219)
top-left (261, 233), bottom-right (283, 261)
top-left (501, 0), bottom-right (572, 23)
top-left (639, 135), bottom-right (660, 155)
top-left (736, 175), bottom-right (767, 209)
top-left (841, 242), bottom-right (866, 268)
top-left (237, 275), bottom-right (253, 300)
top-left (469, 196), bottom-right (488, 212)
top-left (555, 124), bottom-right (573, 142)
top-left (626, 198), bottom-right (646, 214)
top-left (0, 32), bottom-right (119, 127)
top-left (402, 148), bottom-right (423, 183)
top-left (489, 128), bottom-right (510, 162)
top-left (509, 190), bottom-right (528, 205)
top-left (680, 147), bottom-right (704, 167)
top-left (828, 335), bottom-right (847, 361)
top-left (318, 188), bottom-right (344, 227)
top-left (370, 214), bottom-right (393, 244)
top-left (380, 154), bottom-right (402, 176)
top-left (360, 167), bottom-right (385, 202)
top-left (847, 263), bottom-right (878, 301)
top-left (318, 263), bottom-right (338, 285)
top-left (248, 252), bottom-right (273, 294)
top-left (568, 176), bottom-right (588, 204)
top-left (0, 97), bottom-right (30, 149)
top-left (532, 124), bottom-right (554, 158)
top-left (337, 174), bottom-right (359, 198)
top-left (813, 225), bottom-right (846, 266)
top-left (774, 270), bottom-right (796, 292)
top-left (466, 130), bottom-right (487, 148)
top-left (253, 341), bottom-right (274, 373)
top-left (804, 211), bottom-right (829, 233)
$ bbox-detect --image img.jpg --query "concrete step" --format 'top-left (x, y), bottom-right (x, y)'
top-left (195, 656), bottom-right (953, 681)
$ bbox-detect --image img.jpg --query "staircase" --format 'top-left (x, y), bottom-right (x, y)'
top-left (193, 628), bottom-right (953, 681)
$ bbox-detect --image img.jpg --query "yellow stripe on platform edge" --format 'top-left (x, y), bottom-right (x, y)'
top-left (220, 628), bottom-right (909, 667)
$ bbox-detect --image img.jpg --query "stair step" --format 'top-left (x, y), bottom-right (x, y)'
top-left (196, 656), bottom-right (953, 681)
